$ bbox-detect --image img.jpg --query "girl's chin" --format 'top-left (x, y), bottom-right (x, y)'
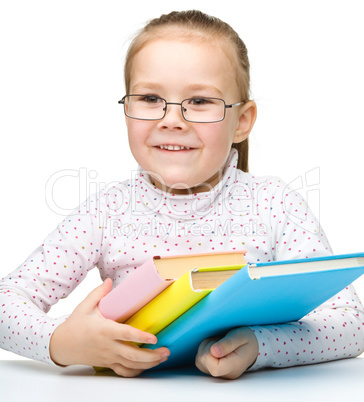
top-left (147, 167), bottom-right (222, 194)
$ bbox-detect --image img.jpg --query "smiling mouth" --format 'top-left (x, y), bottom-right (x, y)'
top-left (156, 145), bottom-right (192, 151)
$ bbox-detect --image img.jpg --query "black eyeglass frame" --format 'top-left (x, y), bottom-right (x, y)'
top-left (118, 95), bottom-right (246, 123)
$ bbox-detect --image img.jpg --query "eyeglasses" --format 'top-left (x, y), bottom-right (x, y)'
top-left (118, 95), bottom-right (246, 123)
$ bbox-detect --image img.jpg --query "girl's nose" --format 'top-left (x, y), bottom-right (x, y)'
top-left (157, 103), bottom-right (187, 131)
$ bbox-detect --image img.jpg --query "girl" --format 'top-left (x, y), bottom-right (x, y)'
top-left (1, 10), bottom-right (363, 380)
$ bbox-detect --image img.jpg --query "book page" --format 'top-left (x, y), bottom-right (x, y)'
top-left (191, 269), bottom-right (241, 290)
top-left (155, 251), bottom-right (246, 279)
top-left (249, 257), bottom-right (364, 279)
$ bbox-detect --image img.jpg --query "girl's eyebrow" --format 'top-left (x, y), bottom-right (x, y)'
top-left (186, 84), bottom-right (224, 98)
top-left (130, 82), bottom-right (224, 97)
top-left (131, 82), bottom-right (163, 93)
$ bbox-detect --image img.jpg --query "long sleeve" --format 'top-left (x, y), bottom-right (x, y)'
top-left (0, 192), bottom-right (104, 364)
top-left (249, 285), bottom-right (364, 369)
top-left (247, 179), bottom-right (364, 370)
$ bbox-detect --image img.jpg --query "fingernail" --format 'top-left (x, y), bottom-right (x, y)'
top-left (213, 344), bottom-right (223, 356)
top-left (162, 352), bottom-right (169, 358)
top-left (146, 337), bottom-right (157, 344)
top-left (160, 356), bottom-right (168, 363)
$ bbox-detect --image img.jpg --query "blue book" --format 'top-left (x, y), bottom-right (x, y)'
top-left (144, 252), bottom-right (364, 369)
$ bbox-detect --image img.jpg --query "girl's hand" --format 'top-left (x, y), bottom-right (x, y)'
top-left (195, 327), bottom-right (259, 380)
top-left (49, 278), bottom-right (170, 377)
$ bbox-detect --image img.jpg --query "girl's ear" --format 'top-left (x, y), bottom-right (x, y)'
top-left (232, 100), bottom-right (257, 143)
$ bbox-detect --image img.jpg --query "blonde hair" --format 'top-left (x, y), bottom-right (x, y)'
top-left (124, 10), bottom-right (251, 172)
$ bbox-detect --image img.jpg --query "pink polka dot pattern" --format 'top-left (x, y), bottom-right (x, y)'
top-left (1, 150), bottom-right (363, 367)
top-left (249, 285), bottom-right (364, 370)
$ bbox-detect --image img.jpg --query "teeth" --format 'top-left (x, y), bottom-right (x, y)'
top-left (158, 145), bottom-right (190, 151)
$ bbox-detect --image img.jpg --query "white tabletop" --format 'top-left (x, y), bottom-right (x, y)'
top-left (1, 357), bottom-right (363, 402)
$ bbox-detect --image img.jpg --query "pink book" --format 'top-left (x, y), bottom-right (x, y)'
top-left (98, 259), bottom-right (173, 322)
top-left (98, 250), bottom-right (246, 323)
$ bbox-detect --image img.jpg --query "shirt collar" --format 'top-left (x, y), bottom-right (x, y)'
top-left (132, 148), bottom-right (239, 219)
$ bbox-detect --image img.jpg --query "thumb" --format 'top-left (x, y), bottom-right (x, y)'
top-left (78, 278), bottom-right (113, 312)
top-left (210, 342), bottom-right (228, 359)
top-left (210, 330), bottom-right (243, 359)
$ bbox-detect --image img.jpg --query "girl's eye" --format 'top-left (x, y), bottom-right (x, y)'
top-left (189, 97), bottom-right (212, 106)
top-left (140, 95), bottom-right (162, 104)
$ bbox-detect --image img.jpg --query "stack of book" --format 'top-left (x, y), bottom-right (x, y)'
top-left (97, 250), bottom-right (364, 370)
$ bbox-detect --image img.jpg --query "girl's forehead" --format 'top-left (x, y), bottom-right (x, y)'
top-left (131, 24), bottom-right (233, 60)
top-left (129, 38), bottom-right (240, 98)
top-left (133, 35), bottom-right (236, 73)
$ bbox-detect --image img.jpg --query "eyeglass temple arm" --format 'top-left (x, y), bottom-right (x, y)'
top-left (225, 101), bottom-right (246, 109)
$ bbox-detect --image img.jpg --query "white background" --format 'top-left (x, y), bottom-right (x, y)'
top-left (0, 0), bottom-right (363, 361)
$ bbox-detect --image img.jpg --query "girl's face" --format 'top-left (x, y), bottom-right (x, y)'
top-left (126, 37), bottom-right (256, 194)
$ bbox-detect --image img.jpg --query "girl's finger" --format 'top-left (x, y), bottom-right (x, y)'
top-left (110, 322), bottom-right (158, 345)
top-left (115, 342), bottom-right (170, 364)
top-left (112, 348), bottom-right (168, 370)
top-left (109, 363), bottom-right (144, 378)
top-left (208, 343), bottom-right (254, 380)
top-left (210, 328), bottom-right (251, 358)
top-left (77, 278), bottom-right (113, 313)
top-left (195, 338), bottom-right (217, 374)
